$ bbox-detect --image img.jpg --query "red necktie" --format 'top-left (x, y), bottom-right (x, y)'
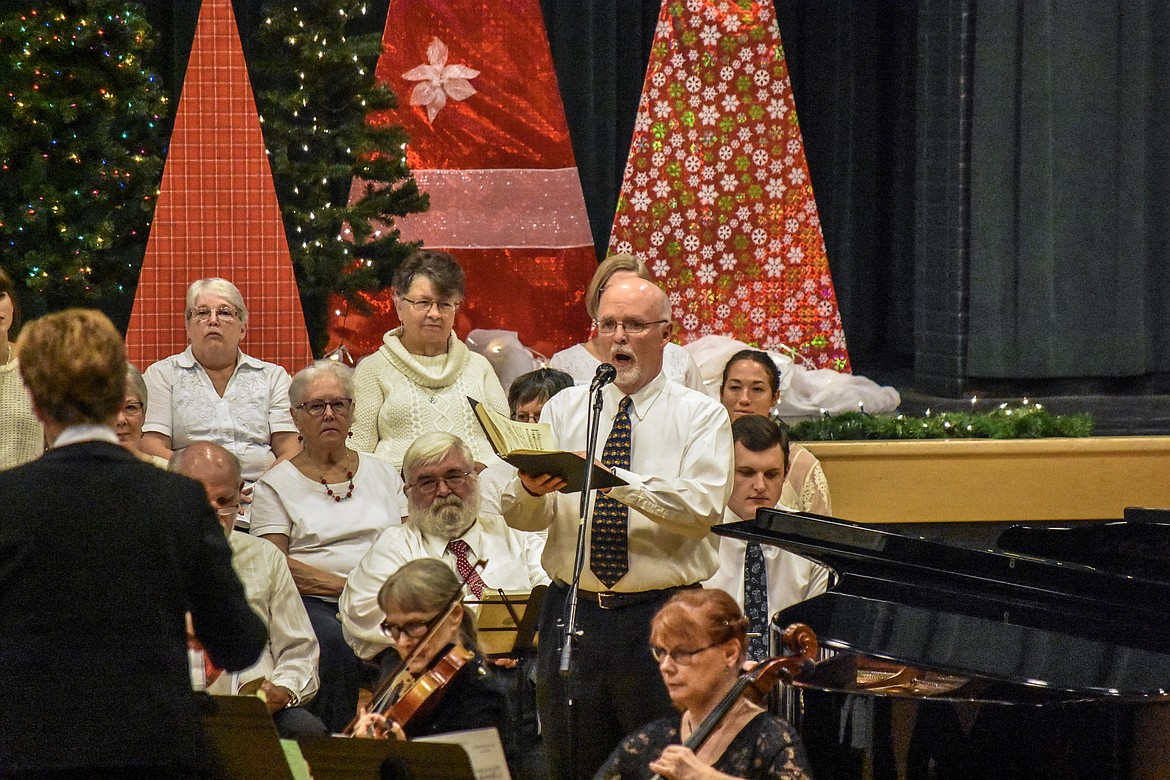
top-left (447, 539), bottom-right (486, 598)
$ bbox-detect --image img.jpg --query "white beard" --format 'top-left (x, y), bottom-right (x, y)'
top-left (411, 490), bottom-right (481, 540)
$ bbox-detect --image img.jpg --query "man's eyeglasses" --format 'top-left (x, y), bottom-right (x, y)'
top-left (650, 642), bottom-right (720, 665)
top-left (594, 319), bottom-right (669, 335)
top-left (512, 412), bottom-right (540, 423)
top-left (408, 470), bottom-right (472, 495)
top-left (380, 618), bottom-right (434, 642)
top-left (399, 296), bottom-right (460, 315)
top-left (296, 398), bottom-right (354, 417)
top-left (214, 504), bottom-right (241, 518)
top-left (122, 402), bottom-right (145, 416)
top-left (190, 307), bottom-right (239, 323)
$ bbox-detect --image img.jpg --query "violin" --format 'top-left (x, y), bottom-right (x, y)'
top-left (343, 560), bottom-right (484, 738)
top-left (649, 623), bottom-right (818, 780)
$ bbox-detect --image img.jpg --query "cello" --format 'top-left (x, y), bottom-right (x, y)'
top-left (649, 624), bottom-right (818, 780)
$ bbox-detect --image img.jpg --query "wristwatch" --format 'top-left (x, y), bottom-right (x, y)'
top-left (277, 685), bottom-right (300, 709)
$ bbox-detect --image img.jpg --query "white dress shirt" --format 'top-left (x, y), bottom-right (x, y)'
top-left (340, 513), bottom-right (549, 659)
top-left (198, 532), bottom-right (320, 703)
top-left (502, 371), bottom-right (733, 592)
top-left (704, 508), bottom-right (832, 619)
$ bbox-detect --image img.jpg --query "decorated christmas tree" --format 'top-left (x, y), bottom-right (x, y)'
top-left (0, 2), bottom-right (168, 314)
top-left (249, 0), bottom-right (429, 354)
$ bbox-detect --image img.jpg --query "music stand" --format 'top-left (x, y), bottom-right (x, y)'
top-left (200, 694), bottom-right (295, 780)
top-left (472, 585), bottom-right (547, 656)
top-left (297, 735), bottom-right (475, 780)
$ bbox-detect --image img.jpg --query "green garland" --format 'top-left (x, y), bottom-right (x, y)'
top-left (787, 404), bottom-right (1093, 441)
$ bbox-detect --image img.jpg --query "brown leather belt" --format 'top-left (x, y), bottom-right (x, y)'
top-left (555, 581), bottom-right (699, 610)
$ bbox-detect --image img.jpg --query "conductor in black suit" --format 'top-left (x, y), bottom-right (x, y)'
top-left (0, 309), bottom-right (268, 778)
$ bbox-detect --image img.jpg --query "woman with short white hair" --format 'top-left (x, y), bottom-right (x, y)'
top-left (140, 277), bottom-right (299, 484)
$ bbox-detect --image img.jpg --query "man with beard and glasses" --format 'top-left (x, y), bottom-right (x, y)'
top-left (340, 431), bottom-right (549, 672)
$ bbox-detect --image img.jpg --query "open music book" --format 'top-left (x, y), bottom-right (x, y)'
top-left (468, 398), bottom-right (626, 494)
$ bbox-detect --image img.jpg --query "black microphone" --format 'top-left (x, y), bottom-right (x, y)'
top-left (589, 362), bottom-right (617, 392)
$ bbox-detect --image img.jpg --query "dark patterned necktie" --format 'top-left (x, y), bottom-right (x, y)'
top-left (590, 396), bottom-right (633, 588)
top-left (744, 541), bottom-right (770, 661)
top-left (446, 539), bottom-right (486, 598)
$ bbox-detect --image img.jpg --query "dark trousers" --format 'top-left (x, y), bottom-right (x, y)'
top-left (302, 595), bottom-right (362, 733)
top-left (537, 581), bottom-right (678, 780)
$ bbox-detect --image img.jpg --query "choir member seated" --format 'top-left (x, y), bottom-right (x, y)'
top-left (350, 249), bottom-right (509, 470)
top-left (173, 441), bottom-right (327, 738)
top-left (115, 364), bottom-right (167, 468)
top-left (139, 277), bottom-right (299, 485)
top-left (341, 430), bottom-right (547, 673)
top-left (250, 359), bottom-right (407, 733)
top-left (594, 588), bottom-right (813, 780)
top-left (720, 349), bottom-right (831, 516)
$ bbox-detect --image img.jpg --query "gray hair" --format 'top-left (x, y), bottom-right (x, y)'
top-left (289, 360), bottom-right (356, 408)
top-left (185, 278), bottom-right (249, 325)
top-left (125, 363), bottom-right (148, 407)
top-left (402, 432), bottom-right (475, 484)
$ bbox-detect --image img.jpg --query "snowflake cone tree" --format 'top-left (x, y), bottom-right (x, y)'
top-left (0, 2), bottom-right (168, 316)
top-left (249, 0), bottom-right (429, 356)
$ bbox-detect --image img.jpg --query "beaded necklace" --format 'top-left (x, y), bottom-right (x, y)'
top-left (305, 449), bottom-right (355, 502)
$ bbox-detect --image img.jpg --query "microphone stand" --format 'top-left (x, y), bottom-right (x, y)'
top-left (559, 380), bottom-right (607, 676)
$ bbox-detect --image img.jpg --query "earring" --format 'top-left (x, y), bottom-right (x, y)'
top-left (297, 434), bottom-right (303, 443)
top-left (347, 430), bottom-right (353, 439)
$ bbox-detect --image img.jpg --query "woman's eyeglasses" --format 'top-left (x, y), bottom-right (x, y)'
top-left (399, 296), bottom-right (461, 315)
top-left (296, 398), bottom-right (354, 417)
top-left (650, 642), bottom-right (720, 665)
top-left (190, 307), bottom-right (239, 323)
top-left (380, 617), bottom-right (436, 641)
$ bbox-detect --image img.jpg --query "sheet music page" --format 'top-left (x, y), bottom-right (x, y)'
top-left (477, 401), bottom-right (554, 453)
top-left (417, 727), bottom-right (512, 780)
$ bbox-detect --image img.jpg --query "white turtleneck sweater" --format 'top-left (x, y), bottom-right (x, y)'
top-left (350, 328), bottom-right (508, 469)
top-left (0, 350), bottom-right (44, 470)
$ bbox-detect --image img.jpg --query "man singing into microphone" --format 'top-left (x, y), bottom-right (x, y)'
top-left (502, 277), bottom-right (733, 780)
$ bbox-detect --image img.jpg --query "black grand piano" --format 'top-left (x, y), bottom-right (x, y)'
top-left (716, 508), bottom-right (1170, 779)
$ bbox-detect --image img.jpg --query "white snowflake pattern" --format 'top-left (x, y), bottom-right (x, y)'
top-left (753, 68), bottom-right (771, 87)
top-left (657, 260), bottom-right (673, 278)
top-left (652, 71), bottom-right (667, 87)
top-left (750, 308), bottom-right (765, 324)
top-left (817, 301), bottom-right (834, 317)
top-left (725, 14), bottom-right (741, 33)
top-left (683, 234), bottom-right (701, 252)
top-left (787, 246), bottom-right (805, 263)
top-left (738, 126), bottom-right (752, 142)
top-left (764, 179), bottom-right (785, 199)
top-left (685, 156), bottom-right (702, 173)
top-left (802, 278), bottom-right (817, 293)
top-left (752, 149), bottom-right (769, 167)
top-left (766, 99), bottom-right (787, 119)
top-left (784, 298), bottom-right (798, 312)
top-left (652, 151), bottom-right (666, 168)
top-left (684, 313), bottom-right (700, 330)
top-left (830, 330), bottom-right (846, 349)
top-left (650, 231), bottom-right (665, 247)
top-left (717, 304), bottom-right (731, 319)
top-left (697, 263), bottom-right (717, 284)
top-left (765, 258), bottom-right (784, 277)
top-left (669, 212), bottom-right (684, 227)
top-left (615, 240), bottom-right (633, 255)
top-left (751, 228), bottom-right (768, 245)
top-left (654, 101), bottom-right (672, 118)
top-left (785, 218), bottom-right (799, 233)
top-left (635, 172), bottom-right (650, 187)
top-left (631, 190), bottom-right (651, 212)
top-left (720, 66), bottom-right (735, 82)
top-left (703, 86), bottom-right (716, 101)
top-left (701, 245), bottom-right (715, 260)
top-left (718, 146), bottom-right (734, 161)
top-left (698, 185), bottom-right (717, 205)
top-left (654, 180), bottom-right (671, 198)
top-left (736, 206), bottom-right (750, 221)
top-left (636, 113), bottom-right (652, 132)
top-left (687, 75), bottom-right (702, 93)
top-left (786, 325), bottom-right (803, 342)
top-left (721, 94), bottom-right (740, 113)
top-left (717, 225), bottom-right (732, 240)
top-left (699, 105), bottom-right (719, 125)
top-left (700, 26), bottom-right (721, 47)
top-left (720, 174), bottom-right (738, 191)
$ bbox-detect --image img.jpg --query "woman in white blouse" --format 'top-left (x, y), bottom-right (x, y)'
top-left (549, 253), bottom-right (704, 392)
top-left (140, 278), bottom-right (299, 483)
top-left (251, 360), bottom-right (407, 733)
top-left (0, 268), bottom-right (43, 470)
top-left (350, 250), bottom-right (508, 470)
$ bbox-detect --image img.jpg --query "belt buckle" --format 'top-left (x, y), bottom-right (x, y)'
top-left (596, 591), bottom-right (618, 610)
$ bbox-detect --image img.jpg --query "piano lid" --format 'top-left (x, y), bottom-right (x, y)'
top-left (716, 509), bottom-right (1170, 697)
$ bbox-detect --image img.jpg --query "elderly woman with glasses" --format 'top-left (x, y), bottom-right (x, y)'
top-left (595, 588), bottom-right (813, 780)
top-left (250, 359), bottom-right (408, 733)
top-left (114, 364), bottom-right (168, 469)
top-left (549, 253), bottom-right (703, 392)
top-left (350, 250), bottom-right (508, 471)
top-left (352, 558), bottom-right (510, 747)
top-left (140, 277), bottom-right (299, 485)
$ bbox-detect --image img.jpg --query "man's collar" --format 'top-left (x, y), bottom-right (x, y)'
top-left (604, 370), bottom-right (667, 420)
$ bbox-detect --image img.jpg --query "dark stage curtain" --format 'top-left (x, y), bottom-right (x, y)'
top-left (969, 0), bottom-right (1170, 378)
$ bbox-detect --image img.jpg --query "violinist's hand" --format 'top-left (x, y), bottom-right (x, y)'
top-left (647, 745), bottom-right (731, 780)
top-left (518, 471), bottom-right (567, 497)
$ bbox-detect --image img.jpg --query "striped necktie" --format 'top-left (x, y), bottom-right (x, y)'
top-left (589, 396), bottom-right (632, 588)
